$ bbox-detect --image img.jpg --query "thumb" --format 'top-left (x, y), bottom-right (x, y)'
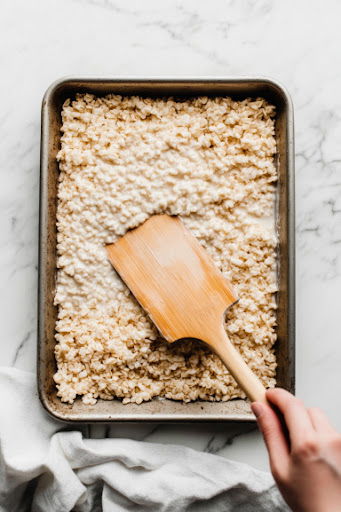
top-left (252, 402), bottom-right (289, 479)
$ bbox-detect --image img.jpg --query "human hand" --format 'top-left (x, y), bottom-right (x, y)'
top-left (252, 389), bottom-right (341, 512)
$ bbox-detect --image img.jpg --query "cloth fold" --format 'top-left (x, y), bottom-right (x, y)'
top-left (0, 368), bottom-right (288, 511)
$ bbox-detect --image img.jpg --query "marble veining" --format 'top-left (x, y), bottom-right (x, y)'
top-left (0, 0), bottom-right (341, 472)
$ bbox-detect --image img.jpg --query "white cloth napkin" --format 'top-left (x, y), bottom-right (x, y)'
top-left (0, 368), bottom-right (289, 512)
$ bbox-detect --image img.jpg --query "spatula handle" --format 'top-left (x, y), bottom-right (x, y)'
top-left (211, 328), bottom-right (268, 405)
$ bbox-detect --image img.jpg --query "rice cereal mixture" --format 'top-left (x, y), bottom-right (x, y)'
top-left (54, 94), bottom-right (278, 405)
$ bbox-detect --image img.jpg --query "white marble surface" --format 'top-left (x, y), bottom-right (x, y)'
top-left (1, 0), bottom-right (341, 473)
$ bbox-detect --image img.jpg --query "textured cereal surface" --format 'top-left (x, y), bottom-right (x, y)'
top-left (54, 94), bottom-right (278, 405)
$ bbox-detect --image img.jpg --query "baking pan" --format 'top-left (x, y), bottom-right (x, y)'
top-left (39, 77), bottom-right (295, 422)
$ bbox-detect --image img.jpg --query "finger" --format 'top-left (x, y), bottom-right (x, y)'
top-left (252, 402), bottom-right (289, 478)
top-left (308, 407), bottom-right (338, 436)
top-left (266, 388), bottom-right (316, 448)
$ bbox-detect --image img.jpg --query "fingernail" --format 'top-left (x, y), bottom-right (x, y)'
top-left (251, 403), bottom-right (263, 418)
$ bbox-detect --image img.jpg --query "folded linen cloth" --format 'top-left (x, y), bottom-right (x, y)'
top-left (0, 368), bottom-right (288, 512)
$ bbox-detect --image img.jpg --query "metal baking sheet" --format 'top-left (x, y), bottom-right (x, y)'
top-left (38, 77), bottom-right (295, 422)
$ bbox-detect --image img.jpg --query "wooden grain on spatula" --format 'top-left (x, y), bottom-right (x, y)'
top-left (106, 214), bottom-right (267, 404)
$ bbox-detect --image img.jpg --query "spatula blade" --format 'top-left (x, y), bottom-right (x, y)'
top-left (106, 215), bottom-right (238, 344)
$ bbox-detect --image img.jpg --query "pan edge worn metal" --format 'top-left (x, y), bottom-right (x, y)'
top-left (38, 77), bottom-right (295, 423)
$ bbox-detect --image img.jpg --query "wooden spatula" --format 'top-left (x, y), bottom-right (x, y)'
top-left (106, 214), bottom-right (267, 404)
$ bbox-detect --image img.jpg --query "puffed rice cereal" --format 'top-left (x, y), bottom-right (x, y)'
top-left (54, 94), bottom-right (278, 405)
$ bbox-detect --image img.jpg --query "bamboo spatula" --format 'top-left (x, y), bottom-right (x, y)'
top-left (106, 214), bottom-right (267, 404)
